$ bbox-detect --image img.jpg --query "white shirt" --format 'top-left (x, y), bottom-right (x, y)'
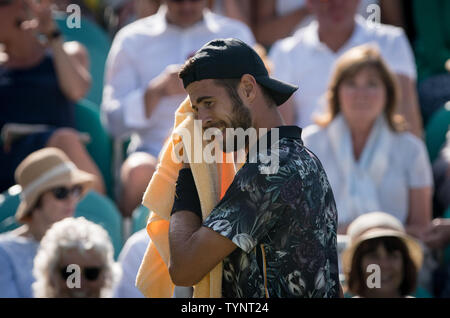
top-left (102, 5), bottom-right (255, 157)
top-left (113, 229), bottom-right (149, 298)
top-left (269, 16), bottom-right (416, 128)
top-left (302, 121), bottom-right (433, 226)
top-left (0, 233), bottom-right (39, 298)
top-left (274, 0), bottom-right (379, 37)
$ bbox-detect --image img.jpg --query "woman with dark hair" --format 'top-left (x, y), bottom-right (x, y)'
top-left (0, 0), bottom-right (105, 194)
top-left (342, 212), bottom-right (423, 298)
top-left (302, 44), bottom-right (433, 238)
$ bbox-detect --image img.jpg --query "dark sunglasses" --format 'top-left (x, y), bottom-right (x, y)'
top-left (60, 265), bottom-right (103, 281)
top-left (50, 185), bottom-right (83, 200)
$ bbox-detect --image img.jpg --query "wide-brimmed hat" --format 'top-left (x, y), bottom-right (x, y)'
top-left (342, 212), bottom-right (423, 274)
top-left (14, 147), bottom-right (95, 223)
top-left (179, 38), bottom-right (299, 106)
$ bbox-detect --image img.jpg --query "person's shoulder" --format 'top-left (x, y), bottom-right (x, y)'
top-left (206, 11), bottom-right (249, 31)
top-left (0, 232), bottom-right (36, 254)
top-left (270, 24), bottom-right (318, 65)
top-left (302, 124), bottom-right (328, 145)
top-left (270, 27), bottom-right (311, 54)
top-left (125, 229), bottom-right (150, 247)
top-left (204, 11), bottom-right (254, 43)
top-left (356, 15), bottom-right (407, 41)
top-left (392, 131), bottom-right (428, 157)
top-left (119, 229), bottom-right (150, 261)
top-left (112, 14), bottom-right (164, 45)
top-left (302, 124), bottom-right (325, 138)
top-left (0, 231), bottom-right (19, 244)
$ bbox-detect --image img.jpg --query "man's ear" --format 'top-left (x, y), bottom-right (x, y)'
top-left (239, 74), bottom-right (257, 104)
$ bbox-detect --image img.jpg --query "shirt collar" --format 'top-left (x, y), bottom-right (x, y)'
top-left (306, 15), bottom-right (365, 54)
top-left (246, 125), bottom-right (303, 162)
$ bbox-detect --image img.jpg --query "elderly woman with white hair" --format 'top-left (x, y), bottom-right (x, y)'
top-left (33, 217), bottom-right (121, 298)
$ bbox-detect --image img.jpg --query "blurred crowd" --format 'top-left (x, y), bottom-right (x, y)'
top-left (1, 0), bottom-right (450, 298)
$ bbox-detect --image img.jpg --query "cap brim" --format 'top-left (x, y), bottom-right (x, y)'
top-left (255, 76), bottom-right (298, 106)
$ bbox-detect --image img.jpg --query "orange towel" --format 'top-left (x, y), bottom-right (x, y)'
top-left (135, 97), bottom-right (236, 298)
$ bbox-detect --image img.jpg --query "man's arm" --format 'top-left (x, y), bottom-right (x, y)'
top-left (168, 211), bottom-right (237, 286)
top-left (168, 167), bottom-right (237, 286)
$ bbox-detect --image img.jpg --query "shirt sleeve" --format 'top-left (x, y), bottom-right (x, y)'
top-left (269, 40), bottom-right (294, 84)
top-left (203, 162), bottom-right (285, 253)
top-left (113, 232), bottom-right (148, 298)
top-left (406, 135), bottom-right (434, 188)
top-left (382, 27), bottom-right (417, 80)
top-left (0, 245), bottom-right (20, 297)
top-left (101, 33), bottom-right (153, 139)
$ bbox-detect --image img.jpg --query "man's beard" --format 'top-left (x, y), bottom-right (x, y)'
top-left (220, 96), bottom-right (253, 153)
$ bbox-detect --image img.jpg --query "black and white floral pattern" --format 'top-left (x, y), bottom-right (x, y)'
top-left (204, 128), bottom-right (340, 298)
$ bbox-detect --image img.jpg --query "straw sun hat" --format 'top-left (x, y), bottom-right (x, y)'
top-left (342, 212), bottom-right (423, 275)
top-left (14, 147), bottom-right (95, 223)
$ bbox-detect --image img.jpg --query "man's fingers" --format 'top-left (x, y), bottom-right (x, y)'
top-left (20, 19), bottom-right (39, 31)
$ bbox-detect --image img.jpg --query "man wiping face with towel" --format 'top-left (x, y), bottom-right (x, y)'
top-left (170, 38), bottom-right (341, 297)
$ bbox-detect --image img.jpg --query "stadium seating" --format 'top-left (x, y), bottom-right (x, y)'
top-left (75, 191), bottom-right (123, 259)
top-left (425, 102), bottom-right (450, 163)
top-left (54, 13), bottom-right (111, 106)
top-left (75, 99), bottom-right (115, 199)
top-left (0, 186), bottom-right (21, 233)
top-left (131, 205), bottom-right (150, 234)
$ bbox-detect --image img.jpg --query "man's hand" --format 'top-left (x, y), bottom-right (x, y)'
top-left (144, 64), bottom-right (185, 117)
top-left (23, 0), bottom-right (57, 36)
top-left (147, 64), bottom-right (185, 97)
top-left (445, 59), bottom-right (450, 73)
top-left (423, 218), bottom-right (450, 249)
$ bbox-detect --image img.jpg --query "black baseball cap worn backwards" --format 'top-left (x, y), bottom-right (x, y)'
top-left (180, 38), bottom-right (299, 106)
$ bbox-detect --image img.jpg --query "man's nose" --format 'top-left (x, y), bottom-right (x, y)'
top-left (196, 109), bottom-right (212, 125)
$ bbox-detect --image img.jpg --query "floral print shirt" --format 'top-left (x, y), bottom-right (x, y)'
top-left (203, 126), bottom-right (340, 298)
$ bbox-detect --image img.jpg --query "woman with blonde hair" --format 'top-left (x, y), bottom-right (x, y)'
top-left (302, 44), bottom-right (433, 238)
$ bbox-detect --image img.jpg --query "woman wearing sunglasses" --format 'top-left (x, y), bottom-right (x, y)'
top-left (33, 217), bottom-right (121, 298)
top-left (0, 147), bottom-right (95, 297)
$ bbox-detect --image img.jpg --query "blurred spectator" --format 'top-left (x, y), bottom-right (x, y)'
top-left (302, 45), bottom-right (432, 238)
top-left (207, 0), bottom-right (252, 27)
top-left (423, 217), bottom-right (450, 297)
top-left (253, 0), bottom-right (312, 48)
top-left (342, 212), bottom-right (423, 298)
top-left (33, 217), bottom-right (121, 297)
top-left (103, 0), bottom-right (161, 36)
top-left (0, 0), bottom-right (105, 194)
top-left (413, 0), bottom-right (450, 124)
top-left (431, 128), bottom-right (450, 218)
top-left (253, 0), bottom-right (405, 49)
top-left (424, 218), bottom-right (450, 251)
top-left (113, 228), bottom-right (148, 297)
top-left (0, 147), bottom-right (95, 297)
top-left (269, 0), bottom-right (423, 138)
top-left (112, 227), bottom-right (193, 298)
top-left (101, 0), bottom-right (255, 217)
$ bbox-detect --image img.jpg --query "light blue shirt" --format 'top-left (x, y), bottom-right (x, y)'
top-left (0, 233), bottom-right (39, 298)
